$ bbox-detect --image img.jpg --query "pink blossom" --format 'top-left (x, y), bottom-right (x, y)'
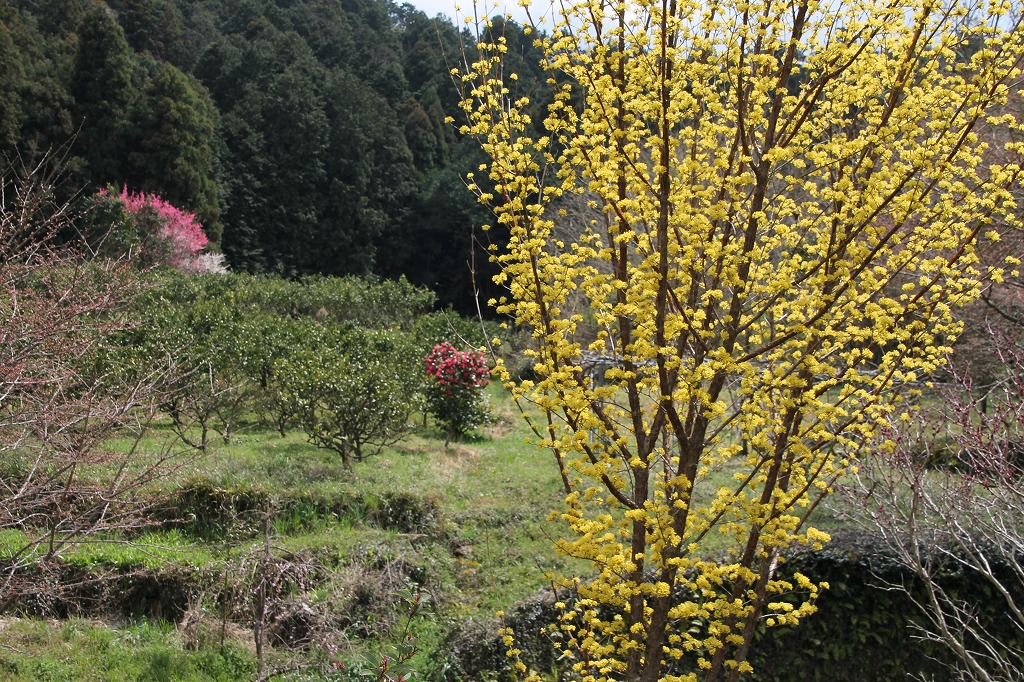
top-left (424, 342), bottom-right (491, 437)
top-left (120, 187), bottom-right (207, 263)
top-left (102, 186), bottom-right (212, 272)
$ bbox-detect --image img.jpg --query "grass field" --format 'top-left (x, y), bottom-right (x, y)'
top-left (0, 379), bottom-right (868, 681)
top-left (0, 384), bottom-right (590, 680)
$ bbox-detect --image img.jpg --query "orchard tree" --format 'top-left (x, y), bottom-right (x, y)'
top-left (275, 328), bottom-right (421, 469)
top-left (460, 0), bottom-right (1024, 679)
top-left (123, 298), bottom-right (246, 452)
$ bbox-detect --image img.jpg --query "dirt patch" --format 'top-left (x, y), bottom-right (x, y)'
top-left (484, 419), bottom-right (516, 439)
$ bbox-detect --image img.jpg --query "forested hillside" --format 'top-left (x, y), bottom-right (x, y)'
top-left (0, 0), bottom-right (544, 310)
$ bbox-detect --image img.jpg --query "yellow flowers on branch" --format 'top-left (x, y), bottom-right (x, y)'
top-left (459, 0), bottom-right (1024, 679)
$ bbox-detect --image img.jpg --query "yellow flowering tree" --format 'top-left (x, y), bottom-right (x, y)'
top-left (459, 0), bottom-right (1024, 679)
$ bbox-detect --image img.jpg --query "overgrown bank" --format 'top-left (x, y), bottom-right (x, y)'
top-left (7, 462), bottom-right (1023, 682)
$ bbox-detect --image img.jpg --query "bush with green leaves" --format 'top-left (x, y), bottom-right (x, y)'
top-left (139, 272), bottom-right (435, 331)
top-left (112, 296), bottom-right (250, 450)
top-left (236, 316), bottom-right (327, 436)
top-left (275, 328), bottom-right (421, 469)
top-left (117, 271), bottom-right (438, 446)
top-left (412, 309), bottom-right (505, 353)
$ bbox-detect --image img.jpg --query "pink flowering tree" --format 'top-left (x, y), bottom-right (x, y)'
top-left (91, 186), bottom-right (224, 273)
top-left (424, 342), bottom-right (491, 442)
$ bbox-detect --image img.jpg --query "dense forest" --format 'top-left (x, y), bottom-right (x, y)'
top-left (0, 0), bottom-right (546, 311)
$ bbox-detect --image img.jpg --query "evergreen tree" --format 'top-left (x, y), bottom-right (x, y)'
top-left (0, 6), bottom-right (28, 156)
top-left (320, 69), bottom-right (416, 275)
top-left (339, 0), bottom-right (408, 106)
top-left (70, 5), bottom-right (136, 184)
top-left (108, 0), bottom-right (187, 65)
top-left (0, 0), bottom-right (511, 310)
top-left (127, 62), bottom-right (221, 243)
top-left (0, 2), bottom-right (76, 165)
top-left (397, 96), bottom-right (446, 172)
top-left (284, 0), bottom-right (354, 69)
top-left (381, 140), bottom-right (494, 313)
top-left (35, 0), bottom-right (92, 40)
top-left (197, 26), bottom-right (329, 274)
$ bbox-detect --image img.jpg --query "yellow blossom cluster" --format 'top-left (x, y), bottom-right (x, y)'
top-left (460, 0), bottom-right (1024, 678)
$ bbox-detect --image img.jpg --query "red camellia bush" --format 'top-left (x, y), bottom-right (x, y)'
top-left (424, 342), bottom-right (490, 441)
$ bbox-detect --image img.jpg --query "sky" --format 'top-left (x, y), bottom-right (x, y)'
top-left (402, 0), bottom-right (549, 26)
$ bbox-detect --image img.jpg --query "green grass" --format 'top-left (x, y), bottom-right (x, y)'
top-left (0, 618), bottom-right (255, 681)
top-left (0, 529), bottom-right (37, 561)
top-left (0, 383), bottom-right (580, 679)
top-left (62, 529), bottom-right (218, 571)
top-left (0, 381), bottom-right (890, 679)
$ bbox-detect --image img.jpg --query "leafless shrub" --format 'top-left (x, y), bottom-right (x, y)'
top-left (846, 323), bottom-right (1024, 681)
top-left (0, 153), bottom-right (190, 613)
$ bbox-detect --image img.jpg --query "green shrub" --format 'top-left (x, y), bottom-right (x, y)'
top-left (276, 328), bottom-right (421, 469)
top-left (138, 272), bottom-right (435, 330)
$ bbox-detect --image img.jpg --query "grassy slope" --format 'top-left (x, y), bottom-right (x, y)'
top-left (0, 380), bottom-right (856, 680)
top-left (0, 384), bottom-right (586, 680)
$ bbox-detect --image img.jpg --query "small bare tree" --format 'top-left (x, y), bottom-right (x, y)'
top-left (847, 323), bottom-right (1024, 681)
top-left (0, 154), bottom-right (188, 613)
